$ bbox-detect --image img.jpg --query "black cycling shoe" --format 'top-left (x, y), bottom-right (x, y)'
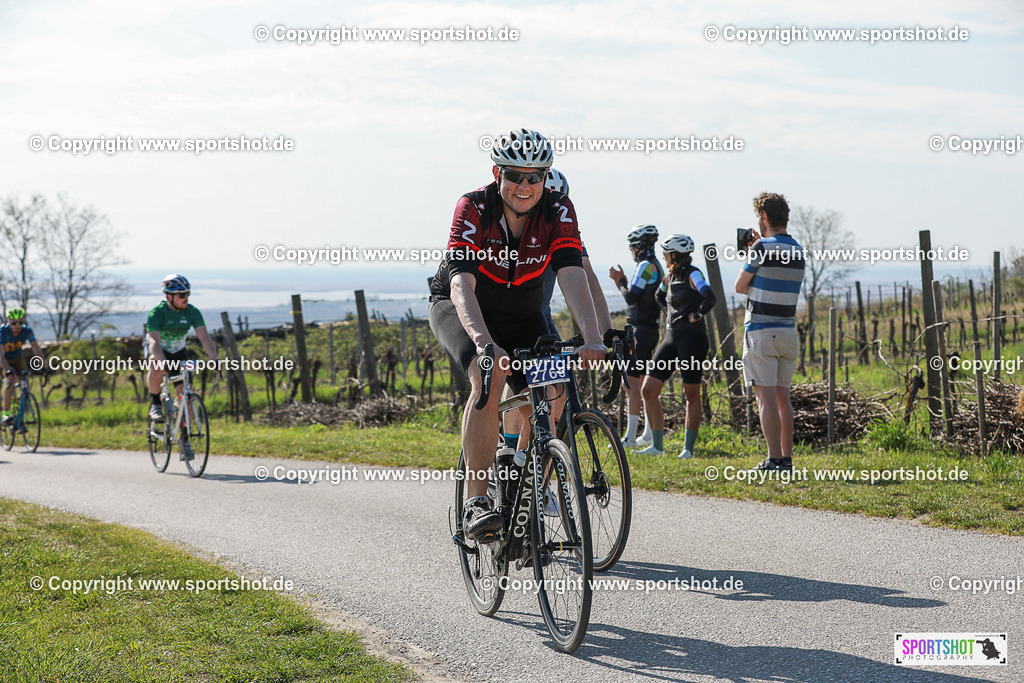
top-left (750, 457), bottom-right (793, 472)
top-left (148, 404), bottom-right (165, 423)
top-left (463, 497), bottom-right (502, 542)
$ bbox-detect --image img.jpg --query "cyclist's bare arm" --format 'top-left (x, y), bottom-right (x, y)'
top-left (450, 272), bottom-right (509, 375)
top-left (556, 266), bottom-right (605, 365)
top-left (582, 256), bottom-right (613, 332)
top-left (194, 326), bottom-right (218, 361)
top-left (146, 331), bottom-right (167, 363)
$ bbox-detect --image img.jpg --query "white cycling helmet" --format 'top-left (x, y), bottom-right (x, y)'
top-left (162, 273), bottom-right (191, 294)
top-left (544, 168), bottom-right (569, 195)
top-left (627, 224), bottom-right (659, 247)
top-left (489, 128), bottom-right (553, 168)
top-left (661, 234), bottom-right (695, 255)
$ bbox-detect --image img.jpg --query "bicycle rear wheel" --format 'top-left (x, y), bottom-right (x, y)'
top-left (182, 393), bottom-right (209, 477)
top-left (531, 438), bottom-right (592, 653)
top-left (455, 449), bottom-right (506, 616)
top-left (569, 409), bottom-right (632, 572)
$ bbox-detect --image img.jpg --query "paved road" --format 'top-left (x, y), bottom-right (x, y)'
top-left (2, 447), bottom-right (1021, 682)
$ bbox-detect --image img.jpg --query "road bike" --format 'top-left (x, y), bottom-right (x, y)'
top-left (1, 370), bottom-right (41, 452)
top-left (452, 336), bottom-right (627, 652)
top-left (147, 360), bottom-right (210, 477)
top-left (556, 329), bottom-right (634, 572)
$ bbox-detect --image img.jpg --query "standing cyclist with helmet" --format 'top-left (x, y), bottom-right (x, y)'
top-left (429, 129), bottom-right (605, 541)
top-left (145, 275), bottom-right (218, 431)
top-left (1, 308), bottom-right (43, 425)
top-left (608, 225), bottom-right (663, 448)
top-left (638, 234), bottom-right (716, 458)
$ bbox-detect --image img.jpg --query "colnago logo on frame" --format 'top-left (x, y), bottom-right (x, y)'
top-left (894, 633), bottom-right (1007, 666)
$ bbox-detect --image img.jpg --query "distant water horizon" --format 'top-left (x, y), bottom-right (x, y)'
top-left (26, 262), bottom-right (993, 341)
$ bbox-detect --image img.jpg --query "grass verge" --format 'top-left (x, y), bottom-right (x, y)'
top-left (0, 497), bottom-right (411, 682)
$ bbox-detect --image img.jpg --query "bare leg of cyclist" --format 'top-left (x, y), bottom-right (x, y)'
top-left (464, 361), bottom-right (508, 500)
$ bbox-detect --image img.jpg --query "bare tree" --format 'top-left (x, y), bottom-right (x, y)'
top-left (789, 207), bottom-right (858, 358)
top-left (0, 194), bottom-right (48, 311)
top-left (39, 194), bottom-right (129, 338)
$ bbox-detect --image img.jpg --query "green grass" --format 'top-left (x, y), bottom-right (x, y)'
top-left (0, 498), bottom-right (410, 682)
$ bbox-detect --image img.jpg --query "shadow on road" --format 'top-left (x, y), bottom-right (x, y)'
top-left (601, 561), bottom-right (945, 609)
top-left (30, 449), bottom-right (97, 456)
top-left (493, 611), bottom-right (991, 682)
top-left (171, 472), bottom-right (267, 484)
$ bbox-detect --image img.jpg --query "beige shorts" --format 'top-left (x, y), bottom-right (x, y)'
top-left (742, 327), bottom-right (799, 388)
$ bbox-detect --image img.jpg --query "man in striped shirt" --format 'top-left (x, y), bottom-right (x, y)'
top-left (735, 193), bottom-right (805, 472)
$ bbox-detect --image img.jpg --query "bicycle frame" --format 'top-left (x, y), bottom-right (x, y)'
top-left (160, 362), bottom-right (197, 444)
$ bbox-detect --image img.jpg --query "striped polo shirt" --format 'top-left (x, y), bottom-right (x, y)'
top-left (742, 234), bottom-right (805, 331)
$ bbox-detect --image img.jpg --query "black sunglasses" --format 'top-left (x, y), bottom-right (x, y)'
top-left (502, 169), bottom-right (546, 185)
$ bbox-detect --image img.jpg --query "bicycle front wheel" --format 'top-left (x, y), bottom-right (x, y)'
top-left (455, 449), bottom-right (506, 616)
top-left (148, 417), bottom-right (171, 472)
top-left (20, 393), bottom-right (41, 452)
top-left (531, 438), bottom-right (592, 653)
top-left (183, 393), bottom-right (209, 477)
top-left (570, 409), bottom-right (632, 572)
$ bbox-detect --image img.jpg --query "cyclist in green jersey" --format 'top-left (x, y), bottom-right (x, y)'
top-left (146, 274), bottom-right (218, 423)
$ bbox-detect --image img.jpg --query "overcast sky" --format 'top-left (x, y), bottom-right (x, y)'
top-left (1, 0), bottom-right (1021, 284)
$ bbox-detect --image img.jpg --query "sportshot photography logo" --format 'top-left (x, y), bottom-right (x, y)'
top-left (895, 633), bottom-right (1007, 666)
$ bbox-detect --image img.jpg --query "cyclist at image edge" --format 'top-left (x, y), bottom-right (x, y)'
top-left (608, 225), bottom-right (664, 448)
top-left (146, 274), bottom-right (218, 423)
top-left (428, 128), bottom-right (605, 541)
top-left (0, 307), bottom-right (43, 424)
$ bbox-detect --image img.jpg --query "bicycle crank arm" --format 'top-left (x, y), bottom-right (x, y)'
top-left (451, 534), bottom-right (479, 555)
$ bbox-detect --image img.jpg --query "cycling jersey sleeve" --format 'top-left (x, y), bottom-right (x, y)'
top-left (689, 269), bottom-right (717, 315)
top-left (656, 277), bottom-right (668, 310)
top-left (624, 260), bottom-right (658, 304)
top-left (446, 196), bottom-right (486, 278)
top-left (548, 197), bottom-right (583, 271)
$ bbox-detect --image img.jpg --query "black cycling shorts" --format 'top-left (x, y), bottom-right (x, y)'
top-left (626, 323), bottom-right (659, 379)
top-left (647, 327), bottom-right (710, 384)
top-left (429, 299), bottom-right (551, 395)
top-left (144, 346), bottom-right (191, 373)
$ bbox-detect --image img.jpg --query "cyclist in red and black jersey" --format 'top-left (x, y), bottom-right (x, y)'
top-left (429, 128), bottom-right (605, 541)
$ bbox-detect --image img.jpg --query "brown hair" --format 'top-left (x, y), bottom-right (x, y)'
top-left (753, 192), bottom-right (789, 229)
top-left (664, 251), bottom-right (691, 279)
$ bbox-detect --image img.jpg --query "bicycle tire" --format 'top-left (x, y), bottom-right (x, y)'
top-left (0, 419), bottom-right (13, 450)
top-left (20, 393), bottom-right (41, 452)
top-left (183, 393), bottom-right (210, 477)
top-left (455, 449), bottom-right (506, 616)
top-left (567, 409), bottom-right (632, 572)
top-left (148, 416), bottom-right (171, 472)
top-left (531, 438), bottom-right (592, 653)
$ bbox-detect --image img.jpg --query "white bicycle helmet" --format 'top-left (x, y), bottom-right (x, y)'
top-left (627, 224), bottom-right (659, 247)
top-left (489, 128), bottom-right (553, 168)
top-left (661, 234), bottom-right (695, 255)
top-left (544, 168), bottom-right (569, 195)
top-left (162, 273), bottom-right (191, 294)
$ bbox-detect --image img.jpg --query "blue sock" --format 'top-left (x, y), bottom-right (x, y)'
top-left (684, 428), bottom-right (698, 452)
top-left (653, 430), bottom-right (664, 451)
top-left (503, 433), bottom-right (519, 449)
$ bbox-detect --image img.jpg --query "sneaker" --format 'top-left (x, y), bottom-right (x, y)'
top-left (629, 435), bottom-right (653, 450)
top-left (181, 441), bottom-right (194, 461)
top-left (0, 414), bottom-right (10, 426)
top-left (750, 457), bottom-right (793, 472)
top-left (543, 486), bottom-right (560, 518)
top-left (463, 497), bottom-right (502, 542)
top-left (636, 445), bottom-right (664, 456)
top-left (678, 449), bottom-right (694, 459)
top-left (148, 404), bottom-right (164, 423)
